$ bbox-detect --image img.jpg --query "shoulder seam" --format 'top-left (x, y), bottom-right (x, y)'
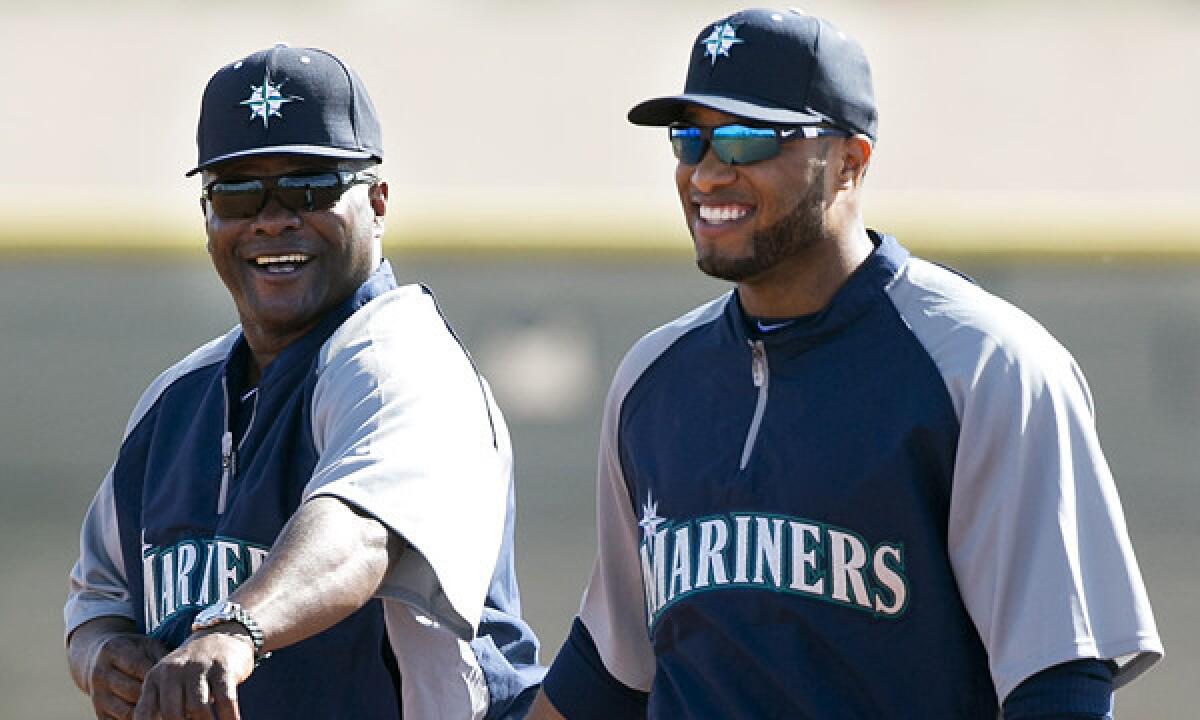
top-left (611, 292), bottom-right (730, 421)
top-left (122, 329), bottom-right (238, 440)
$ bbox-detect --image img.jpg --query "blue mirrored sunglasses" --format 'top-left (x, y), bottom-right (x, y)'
top-left (669, 123), bottom-right (851, 166)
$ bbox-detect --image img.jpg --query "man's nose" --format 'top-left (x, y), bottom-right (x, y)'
top-left (687, 146), bottom-right (738, 194)
top-left (250, 191), bottom-right (302, 235)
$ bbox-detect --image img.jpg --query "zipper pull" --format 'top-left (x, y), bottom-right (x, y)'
top-left (221, 430), bottom-right (234, 474)
top-left (218, 431), bottom-right (234, 515)
top-left (750, 340), bottom-right (766, 388)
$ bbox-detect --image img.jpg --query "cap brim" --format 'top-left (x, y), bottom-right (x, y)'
top-left (186, 145), bottom-right (379, 177)
top-left (628, 94), bottom-right (827, 127)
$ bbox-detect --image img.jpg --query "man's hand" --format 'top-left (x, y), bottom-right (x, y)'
top-left (68, 616), bottom-right (167, 719)
top-left (132, 626), bottom-right (256, 720)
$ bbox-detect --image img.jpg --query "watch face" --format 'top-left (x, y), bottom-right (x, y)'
top-left (193, 602), bottom-right (234, 629)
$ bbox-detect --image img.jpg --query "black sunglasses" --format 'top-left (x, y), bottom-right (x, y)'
top-left (202, 170), bottom-right (377, 220)
top-left (669, 123), bottom-right (851, 166)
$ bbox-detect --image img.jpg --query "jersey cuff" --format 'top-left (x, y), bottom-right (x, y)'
top-left (1002, 658), bottom-right (1114, 720)
top-left (63, 600), bottom-right (137, 645)
top-left (543, 618), bottom-right (648, 719)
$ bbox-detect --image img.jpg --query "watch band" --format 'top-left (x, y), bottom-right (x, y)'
top-left (191, 601), bottom-right (272, 666)
top-left (229, 604), bottom-right (269, 666)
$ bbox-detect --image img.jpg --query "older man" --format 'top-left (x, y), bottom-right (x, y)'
top-left (65, 44), bottom-right (542, 719)
top-left (530, 8), bottom-right (1162, 719)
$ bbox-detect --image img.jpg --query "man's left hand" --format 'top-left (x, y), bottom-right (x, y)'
top-left (132, 627), bottom-right (255, 720)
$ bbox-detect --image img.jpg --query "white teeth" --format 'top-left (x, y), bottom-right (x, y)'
top-left (698, 205), bottom-right (749, 224)
top-left (254, 254), bottom-right (310, 266)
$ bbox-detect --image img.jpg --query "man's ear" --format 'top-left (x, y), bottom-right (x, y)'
top-left (370, 180), bottom-right (389, 218)
top-left (837, 136), bottom-right (873, 188)
top-left (370, 180), bottom-right (389, 238)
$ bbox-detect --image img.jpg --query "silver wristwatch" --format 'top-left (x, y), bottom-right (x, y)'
top-left (191, 601), bottom-right (270, 665)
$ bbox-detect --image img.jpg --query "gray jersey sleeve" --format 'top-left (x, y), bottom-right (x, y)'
top-left (65, 470), bottom-right (135, 640)
top-left (307, 285), bottom-right (511, 643)
top-left (577, 295), bottom-right (730, 692)
top-left (888, 258), bottom-right (1163, 700)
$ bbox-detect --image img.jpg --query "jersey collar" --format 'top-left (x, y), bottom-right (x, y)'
top-left (225, 259), bottom-right (399, 393)
top-left (725, 231), bottom-right (909, 352)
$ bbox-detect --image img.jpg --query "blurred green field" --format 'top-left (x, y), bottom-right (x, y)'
top-left (0, 247), bottom-right (1196, 717)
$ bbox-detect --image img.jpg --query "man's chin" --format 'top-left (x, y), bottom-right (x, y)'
top-left (239, 300), bottom-right (320, 336)
top-left (696, 251), bottom-right (764, 283)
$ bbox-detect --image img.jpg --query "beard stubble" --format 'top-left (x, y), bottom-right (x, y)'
top-left (695, 166), bottom-right (830, 284)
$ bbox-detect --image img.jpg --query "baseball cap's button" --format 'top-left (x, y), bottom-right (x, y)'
top-left (274, 41), bottom-right (291, 48)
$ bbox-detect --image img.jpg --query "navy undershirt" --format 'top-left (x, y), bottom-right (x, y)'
top-left (746, 315), bottom-right (801, 335)
top-left (1003, 658), bottom-right (1114, 719)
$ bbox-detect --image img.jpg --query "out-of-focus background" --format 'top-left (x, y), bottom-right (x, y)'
top-left (1, 1), bottom-right (1196, 717)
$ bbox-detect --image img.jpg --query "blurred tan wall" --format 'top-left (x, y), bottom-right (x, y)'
top-left (1, 0), bottom-right (1197, 253)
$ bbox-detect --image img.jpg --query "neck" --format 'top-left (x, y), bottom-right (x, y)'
top-left (240, 321), bottom-right (318, 388)
top-left (736, 222), bottom-right (874, 318)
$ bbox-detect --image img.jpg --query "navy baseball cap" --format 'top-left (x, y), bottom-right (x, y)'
top-left (628, 8), bottom-right (877, 140)
top-left (187, 44), bottom-right (383, 176)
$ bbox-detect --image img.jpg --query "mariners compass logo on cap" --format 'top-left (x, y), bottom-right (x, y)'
top-left (700, 21), bottom-right (744, 65)
top-left (239, 68), bottom-right (302, 129)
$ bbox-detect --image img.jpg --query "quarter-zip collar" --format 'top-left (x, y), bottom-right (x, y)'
top-left (723, 232), bottom-right (908, 354)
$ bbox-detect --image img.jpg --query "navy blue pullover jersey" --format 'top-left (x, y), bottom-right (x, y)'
top-left (67, 261), bottom-right (544, 718)
top-left (545, 235), bottom-right (1160, 719)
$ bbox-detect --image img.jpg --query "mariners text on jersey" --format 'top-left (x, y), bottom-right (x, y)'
top-left (141, 536), bottom-right (270, 635)
top-left (638, 503), bottom-right (907, 627)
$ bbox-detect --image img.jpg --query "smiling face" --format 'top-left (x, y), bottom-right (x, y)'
top-left (202, 154), bottom-right (387, 366)
top-left (674, 106), bottom-right (838, 285)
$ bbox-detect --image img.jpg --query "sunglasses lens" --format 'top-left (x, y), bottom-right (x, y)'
top-left (208, 180), bottom-right (267, 219)
top-left (275, 173), bottom-right (346, 212)
top-left (669, 125), bottom-right (783, 165)
top-left (206, 172), bottom-right (359, 219)
top-left (669, 127), bottom-right (708, 165)
top-left (710, 126), bottom-right (780, 165)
